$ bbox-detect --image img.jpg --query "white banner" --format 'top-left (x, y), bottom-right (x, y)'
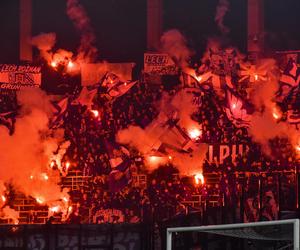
top-left (144, 53), bottom-right (178, 75)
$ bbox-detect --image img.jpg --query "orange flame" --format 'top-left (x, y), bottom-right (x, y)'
top-left (50, 161), bottom-right (55, 168)
top-left (51, 61), bottom-right (57, 68)
top-left (36, 197), bottom-right (44, 204)
top-left (272, 107), bottom-right (281, 120)
top-left (42, 173), bottom-right (49, 181)
top-left (1, 195), bottom-right (6, 203)
top-left (50, 205), bottom-right (60, 213)
top-left (65, 162), bottom-right (70, 170)
top-left (91, 110), bottom-right (99, 118)
top-left (194, 173), bottom-right (205, 185)
top-left (254, 74), bottom-right (259, 81)
top-left (67, 61), bottom-right (74, 69)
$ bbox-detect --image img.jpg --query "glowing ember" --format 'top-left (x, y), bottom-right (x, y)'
top-left (50, 161), bottom-right (55, 168)
top-left (42, 173), bottom-right (49, 181)
top-left (148, 156), bottom-right (162, 163)
top-left (65, 162), bottom-right (70, 170)
top-left (196, 75), bottom-right (202, 82)
top-left (188, 128), bottom-right (202, 140)
top-left (272, 107), bottom-right (281, 120)
top-left (194, 173), bottom-right (205, 185)
top-left (67, 61), bottom-right (74, 69)
top-left (36, 197), bottom-right (44, 204)
top-left (51, 61), bottom-right (57, 68)
top-left (91, 110), bottom-right (99, 118)
top-left (1, 195), bottom-right (6, 202)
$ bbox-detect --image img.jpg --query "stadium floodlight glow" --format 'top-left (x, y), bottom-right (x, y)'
top-left (166, 219), bottom-right (300, 250)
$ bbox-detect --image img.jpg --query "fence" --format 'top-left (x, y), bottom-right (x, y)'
top-left (0, 223), bottom-right (151, 250)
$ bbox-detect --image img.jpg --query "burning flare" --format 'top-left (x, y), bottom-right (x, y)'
top-left (91, 110), bottom-right (99, 118)
top-left (194, 173), bottom-right (205, 185)
top-left (272, 107), bottom-right (282, 120)
top-left (188, 128), bottom-right (202, 140)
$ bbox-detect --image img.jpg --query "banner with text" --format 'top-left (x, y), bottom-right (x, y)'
top-left (0, 64), bottom-right (41, 90)
top-left (207, 143), bottom-right (249, 165)
top-left (144, 53), bottom-right (178, 75)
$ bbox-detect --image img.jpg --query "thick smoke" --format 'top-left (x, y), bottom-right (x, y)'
top-left (31, 32), bottom-right (56, 62)
top-left (248, 59), bottom-right (299, 155)
top-left (117, 90), bottom-right (207, 175)
top-left (215, 0), bottom-right (230, 34)
top-left (0, 89), bottom-right (70, 219)
top-left (161, 29), bottom-right (193, 69)
top-left (66, 0), bottom-right (98, 62)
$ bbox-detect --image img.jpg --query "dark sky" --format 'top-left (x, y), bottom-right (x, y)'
top-left (0, 0), bottom-right (300, 64)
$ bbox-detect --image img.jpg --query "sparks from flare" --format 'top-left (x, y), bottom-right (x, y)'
top-left (194, 173), bottom-right (205, 185)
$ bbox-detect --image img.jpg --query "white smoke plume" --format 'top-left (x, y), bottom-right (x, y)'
top-left (161, 29), bottom-right (193, 69)
top-left (117, 90), bottom-right (207, 175)
top-left (66, 0), bottom-right (98, 62)
top-left (31, 32), bottom-right (56, 63)
top-left (0, 89), bottom-right (70, 221)
top-left (1, 206), bottom-right (19, 224)
top-left (215, 0), bottom-right (230, 34)
top-left (248, 59), bottom-right (300, 155)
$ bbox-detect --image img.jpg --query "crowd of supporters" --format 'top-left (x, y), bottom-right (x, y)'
top-left (0, 64), bottom-right (300, 224)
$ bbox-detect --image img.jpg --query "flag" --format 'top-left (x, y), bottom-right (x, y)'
top-left (108, 159), bottom-right (132, 193)
top-left (224, 90), bottom-right (252, 128)
top-left (108, 81), bottom-right (137, 98)
top-left (279, 59), bottom-right (299, 86)
top-left (101, 72), bottom-right (121, 90)
top-left (181, 71), bottom-right (212, 91)
top-left (276, 59), bottom-right (300, 102)
top-left (104, 139), bottom-right (132, 192)
top-left (287, 110), bottom-right (300, 125)
top-left (239, 63), bottom-right (268, 83)
top-left (72, 86), bottom-right (97, 108)
top-left (50, 97), bottom-right (69, 129)
top-left (182, 71), bottom-right (234, 94)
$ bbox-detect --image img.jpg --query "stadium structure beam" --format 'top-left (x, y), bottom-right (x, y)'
top-left (20, 0), bottom-right (32, 62)
top-left (247, 0), bottom-right (264, 57)
top-left (147, 0), bottom-right (163, 51)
